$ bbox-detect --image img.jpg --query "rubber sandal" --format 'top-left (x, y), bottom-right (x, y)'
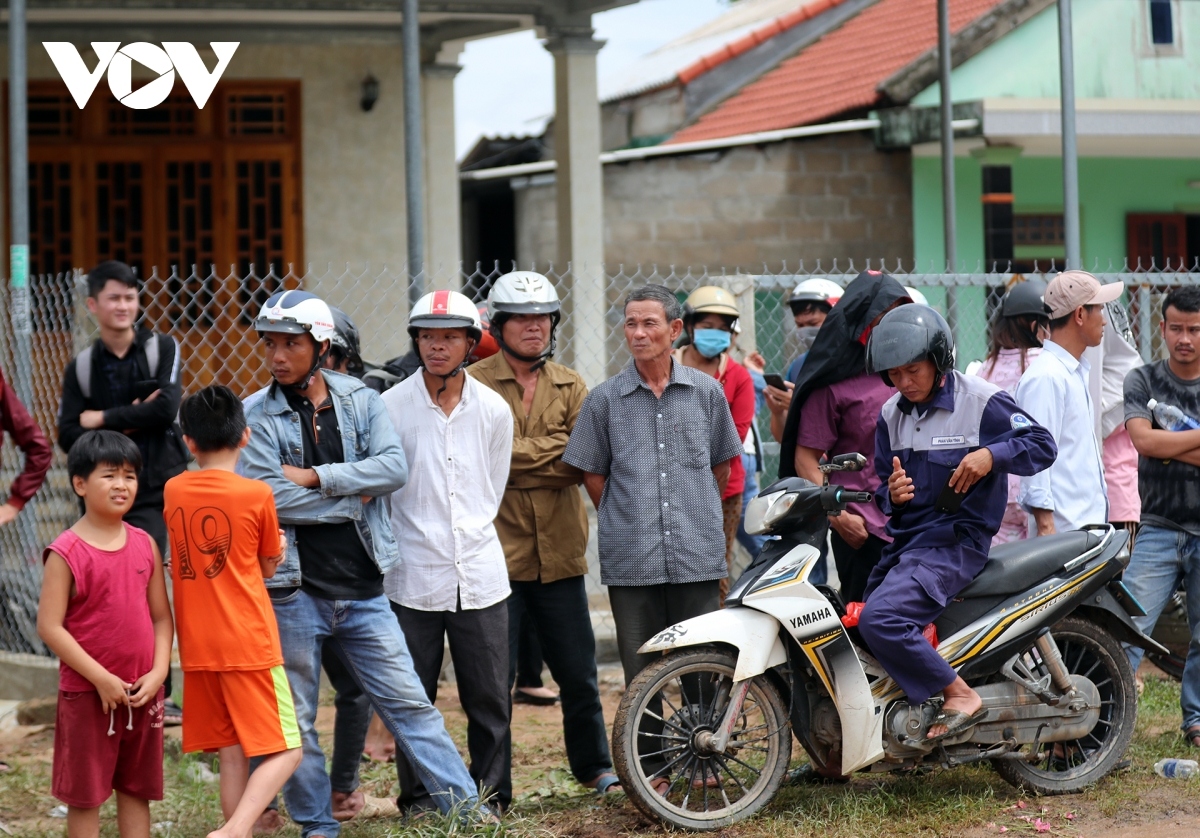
top-left (587, 773), bottom-right (623, 796)
top-left (922, 707), bottom-right (988, 744)
top-left (649, 777), bottom-right (671, 796)
top-left (162, 700), bottom-right (183, 727)
top-left (1184, 725), bottom-right (1200, 748)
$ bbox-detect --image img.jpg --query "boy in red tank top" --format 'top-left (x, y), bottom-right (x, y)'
top-left (37, 430), bottom-right (174, 838)
top-left (165, 385), bottom-right (300, 838)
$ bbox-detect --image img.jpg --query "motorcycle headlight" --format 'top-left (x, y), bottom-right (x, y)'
top-left (744, 490), bottom-right (799, 535)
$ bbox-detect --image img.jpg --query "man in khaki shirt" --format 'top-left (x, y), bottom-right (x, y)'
top-left (471, 271), bottom-right (619, 796)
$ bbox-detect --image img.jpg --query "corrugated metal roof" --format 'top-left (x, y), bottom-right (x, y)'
top-left (669, 0), bottom-right (1005, 143)
top-left (599, 0), bottom-right (831, 103)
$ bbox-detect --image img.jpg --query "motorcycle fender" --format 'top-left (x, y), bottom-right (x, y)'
top-left (639, 608), bottom-right (788, 682)
top-left (1077, 586), bottom-right (1170, 656)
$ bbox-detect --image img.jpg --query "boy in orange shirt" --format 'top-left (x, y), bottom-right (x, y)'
top-left (165, 385), bottom-right (301, 838)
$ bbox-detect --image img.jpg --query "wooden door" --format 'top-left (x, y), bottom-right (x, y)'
top-left (1127, 213), bottom-right (1188, 271)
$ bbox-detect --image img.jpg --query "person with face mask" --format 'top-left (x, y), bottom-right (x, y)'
top-left (764, 278), bottom-right (842, 443)
top-left (675, 286), bottom-right (756, 604)
top-left (972, 280), bottom-right (1049, 545)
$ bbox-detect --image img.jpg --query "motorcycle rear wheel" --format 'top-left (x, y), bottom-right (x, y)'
top-left (991, 616), bottom-right (1137, 794)
top-left (612, 648), bottom-right (791, 830)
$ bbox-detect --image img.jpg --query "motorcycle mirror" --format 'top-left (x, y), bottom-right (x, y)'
top-left (830, 453), bottom-right (867, 472)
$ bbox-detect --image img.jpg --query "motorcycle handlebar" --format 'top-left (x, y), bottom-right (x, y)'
top-left (821, 486), bottom-right (875, 511)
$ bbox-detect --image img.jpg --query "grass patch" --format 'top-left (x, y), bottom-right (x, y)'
top-left (4, 675), bottom-right (1200, 837)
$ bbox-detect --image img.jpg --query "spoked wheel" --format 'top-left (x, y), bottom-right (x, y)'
top-left (612, 648), bottom-right (791, 830)
top-left (992, 616), bottom-right (1137, 794)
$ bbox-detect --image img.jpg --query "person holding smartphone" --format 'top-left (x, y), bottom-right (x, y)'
top-left (58, 260), bottom-right (189, 725)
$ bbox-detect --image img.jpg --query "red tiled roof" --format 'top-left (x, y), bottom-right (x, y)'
top-left (676, 0), bottom-right (846, 85)
top-left (670, 0), bottom-right (1005, 144)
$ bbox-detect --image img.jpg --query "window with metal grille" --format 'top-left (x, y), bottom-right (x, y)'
top-left (1013, 214), bottom-right (1065, 247)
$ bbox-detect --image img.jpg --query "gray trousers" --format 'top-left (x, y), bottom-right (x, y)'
top-left (392, 598), bottom-right (512, 810)
top-left (608, 580), bottom-right (722, 685)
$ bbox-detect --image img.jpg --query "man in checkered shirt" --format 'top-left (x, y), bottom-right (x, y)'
top-left (563, 285), bottom-right (744, 685)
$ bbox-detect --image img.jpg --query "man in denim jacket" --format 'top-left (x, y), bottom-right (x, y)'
top-left (241, 290), bottom-right (476, 838)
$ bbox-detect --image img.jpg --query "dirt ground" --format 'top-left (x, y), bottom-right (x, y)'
top-left (3, 665), bottom-right (1200, 837)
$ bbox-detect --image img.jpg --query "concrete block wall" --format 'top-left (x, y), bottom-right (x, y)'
top-left (515, 131), bottom-right (914, 271)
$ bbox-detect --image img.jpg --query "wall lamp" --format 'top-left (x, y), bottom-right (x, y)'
top-left (361, 75), bottom-right (380, 112)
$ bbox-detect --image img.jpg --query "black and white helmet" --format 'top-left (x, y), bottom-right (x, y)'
top-left (328, 305), bottom-right (364, 374)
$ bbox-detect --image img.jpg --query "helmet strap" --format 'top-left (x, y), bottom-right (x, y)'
top-left (418, 337), bottom-right (476, 407)
top-left (297, 338), bottom-right (329, 391)
top-left (491, 319), bottom-right (557, 372)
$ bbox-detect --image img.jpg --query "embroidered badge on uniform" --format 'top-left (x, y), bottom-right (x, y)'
top-left (1011, 413), bottom-right (1032, 429)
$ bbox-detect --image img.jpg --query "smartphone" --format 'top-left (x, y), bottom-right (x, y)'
top-left (134, 379), bottom-right (159, 401)
top-left (935, 478), bottom-right (965, 514)
top-left (763, 373), bottom-right (787, 390)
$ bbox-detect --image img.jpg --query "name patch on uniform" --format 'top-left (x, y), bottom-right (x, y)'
top-left (931, 435), bottom-right (966, 446)
top-left (1011, 413), bottom-right (1032, 430)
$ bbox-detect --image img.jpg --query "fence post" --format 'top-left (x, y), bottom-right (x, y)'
top-left (730, 274), bottom-right (757, 355)
top-left (1137, 282), bottom-right (1152, 362)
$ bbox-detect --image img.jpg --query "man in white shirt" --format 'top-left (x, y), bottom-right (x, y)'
top-left (1016, 270), bottom-right (1124, 535)
top-left (381, 290), bottom-right (515, 813)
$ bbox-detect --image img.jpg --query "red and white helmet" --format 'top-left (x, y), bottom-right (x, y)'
top-left (407, 290), bottom-right (483, 342)
top-left (788, 278), bottom-right (843, 311)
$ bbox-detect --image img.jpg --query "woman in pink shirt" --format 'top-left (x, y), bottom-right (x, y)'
top-left (974, 280), bottom-right (1049, 545)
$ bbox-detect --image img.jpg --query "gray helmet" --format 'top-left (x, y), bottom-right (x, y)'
top-left (328, 305), bottom-right (364, 374)
top-left (1000, 279), bottom-right (1050, 319)
top-left (486, 271), bottom-right (561, 368)
top-left (865, 304), bottom-right (955, 386)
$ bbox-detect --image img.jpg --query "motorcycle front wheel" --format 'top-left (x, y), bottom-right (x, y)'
top-left (991, 616), bottom-right (1137, 794)
top-left (612, 648), bottom-right (791, 831)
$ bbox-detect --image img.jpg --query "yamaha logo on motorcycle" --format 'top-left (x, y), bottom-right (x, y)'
top-left (611, 463), bottom-right (1167, 831)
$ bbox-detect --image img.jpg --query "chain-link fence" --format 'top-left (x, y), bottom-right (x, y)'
top-left (1, 262), bottom-right (1197, 658)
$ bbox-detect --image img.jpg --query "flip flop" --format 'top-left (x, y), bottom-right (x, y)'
top-left (923, 707), bottom-right (989, 744)
top-left (1184, 725), bottom-right (1200, 748)
top-left (586, 773), bottom-right (623, 796)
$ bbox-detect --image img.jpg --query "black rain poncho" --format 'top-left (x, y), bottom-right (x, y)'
top-left (777, 270), bottom-right (911, 478)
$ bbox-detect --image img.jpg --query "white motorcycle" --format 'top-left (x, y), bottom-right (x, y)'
top-left (611, 454), bottom-right (1166, 831)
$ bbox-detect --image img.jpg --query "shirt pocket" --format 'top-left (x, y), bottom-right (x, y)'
top-left (677, 421), bottom-right (711, 468)
top-left (927, 448), bottom-right (966, 474)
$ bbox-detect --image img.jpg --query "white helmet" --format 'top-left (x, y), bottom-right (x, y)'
top-left (254, 290), bottom-right (337, 344)
top-left (407, 290), bottom-right (483, 342)
top-left (904, 286), bottom-right (930, 306)
top-left (487, 271), bottom-right (561, 319)
top-left (788, 278), bottom-right (843, 310)
top-left (487, 271), bottom-right (561, 367)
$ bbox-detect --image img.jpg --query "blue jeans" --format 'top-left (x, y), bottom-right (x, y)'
top-left (271, 590), bottom-right (476, 837)
top-left (736, 454), bottom-right (767, 560)
top-left (1123, 524), bottom-right (1200, 731)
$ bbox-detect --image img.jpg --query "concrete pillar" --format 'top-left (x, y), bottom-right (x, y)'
top-left (546, 34), bottom-right (605, 386)
top-left (422, 62), bottom-right (462, 288)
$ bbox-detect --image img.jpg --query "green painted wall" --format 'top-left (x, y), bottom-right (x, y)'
top-left (914, 155), bottom-right (1200, 271)
top-left (913, 0), bottom-right (1200, 105)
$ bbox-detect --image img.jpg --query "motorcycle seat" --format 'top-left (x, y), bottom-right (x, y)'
top-left (958, 530), bottom-right (1102, 599)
